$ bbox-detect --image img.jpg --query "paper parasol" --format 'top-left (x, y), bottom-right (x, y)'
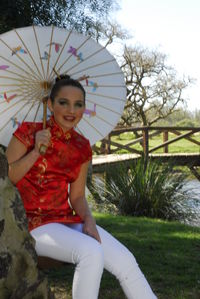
top-left (0, 26), bottom-right (126, 146)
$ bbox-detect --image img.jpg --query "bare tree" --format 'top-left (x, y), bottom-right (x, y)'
top-left (120, 46), bottom-right (193, 127)
top-left (92, 20), bottom-right (130, 48)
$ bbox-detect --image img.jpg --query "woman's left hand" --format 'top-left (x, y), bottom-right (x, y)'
top-left (83, 215), bottom-right (101, 243)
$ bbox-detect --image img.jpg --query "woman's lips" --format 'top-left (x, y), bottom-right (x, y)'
top-left (63, 116), bottom-right (75, 121)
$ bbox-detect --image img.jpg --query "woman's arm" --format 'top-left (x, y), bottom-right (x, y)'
top-left (6, 129), bottom-right (51, 184)
top-left (69, 161), bottom-right (101, 243)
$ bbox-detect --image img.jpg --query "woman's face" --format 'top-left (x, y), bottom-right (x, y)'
top-left (48, 85), bottom-right (85, 132)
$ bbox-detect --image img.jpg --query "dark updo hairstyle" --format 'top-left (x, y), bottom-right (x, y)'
top-left (50, 74), bottom-right (86, 103)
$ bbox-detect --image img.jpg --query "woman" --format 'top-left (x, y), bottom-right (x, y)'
top-left (6, 75), bottom-right (157, 299)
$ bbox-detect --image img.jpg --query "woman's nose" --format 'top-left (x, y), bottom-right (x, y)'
top-left (67, 104), bottom-right (75, 113)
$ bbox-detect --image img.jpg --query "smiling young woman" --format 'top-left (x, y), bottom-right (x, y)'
top-left (48, 85), bottom-right (85, 132)
top-left (5, 75), bottom-right (157, 299)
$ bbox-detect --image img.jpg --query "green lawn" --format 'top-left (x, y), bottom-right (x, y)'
top-left (95, 132), bottom-right (200, 154)
top-left (44, 213), bottom-right (200, 299)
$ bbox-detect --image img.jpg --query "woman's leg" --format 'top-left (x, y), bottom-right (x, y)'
top-left (69, 223), bottom-right (157, 299)
top-left (96, 225), bottom-right (157, 299)
top-left (30, 223), bottom-right (104, 299)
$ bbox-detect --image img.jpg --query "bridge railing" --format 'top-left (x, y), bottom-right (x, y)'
top-left (93, 126), bottom-right (200, 158)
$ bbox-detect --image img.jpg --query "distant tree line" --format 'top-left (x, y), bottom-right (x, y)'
top-left (0, 0), bottom-right (198, 129)
top-left (0, 0), bottom-right (118, 35)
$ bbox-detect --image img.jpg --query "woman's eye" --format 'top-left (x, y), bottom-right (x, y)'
top-left (59, 101), bottom-right (68, 106)
top-left (75, 102), bottom-right (84, 108)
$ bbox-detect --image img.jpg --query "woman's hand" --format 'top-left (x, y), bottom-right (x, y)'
top-left (34, 128), bottom-right (51, 153)
top-left (83, 215), bottom-right (101, 243)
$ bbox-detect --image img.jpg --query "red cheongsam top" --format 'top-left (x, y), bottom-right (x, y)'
top-left (13, 116), bottom-right (92, 232)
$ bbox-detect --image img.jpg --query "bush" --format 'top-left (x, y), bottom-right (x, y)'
top-left (176, 119), bottom-right (198, 127)
top-left (89, 157), bottom-right (198, 222)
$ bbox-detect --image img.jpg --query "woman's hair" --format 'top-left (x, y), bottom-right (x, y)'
top-left (50, 74), bottom-right (86, 103)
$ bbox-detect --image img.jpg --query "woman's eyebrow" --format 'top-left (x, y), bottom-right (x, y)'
top-left (57, 98), bottom-right (84, 103)
top-left (57, 97), bottom-right (69, 101)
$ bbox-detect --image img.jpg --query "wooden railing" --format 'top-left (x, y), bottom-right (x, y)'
top-left (93, 126), bottom-right (200, 158)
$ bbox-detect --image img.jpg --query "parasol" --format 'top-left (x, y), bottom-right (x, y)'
top-left (0, 25), bottom-right (126, 147)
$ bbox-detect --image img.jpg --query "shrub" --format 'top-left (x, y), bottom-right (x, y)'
top-left (89, 157), bottom-right (198, 222)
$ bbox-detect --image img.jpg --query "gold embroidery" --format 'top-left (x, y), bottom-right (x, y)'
top-left (36, 158), bottom-right (48, 184)
top-left (55, 131), bottom-right (62, 138)
top-left (65, 132), bottom-right (71, 140)
top-left (31, 216), bottom-right (42, 226)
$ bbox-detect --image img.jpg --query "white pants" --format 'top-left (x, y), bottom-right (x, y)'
top-left (30, 222), bottom-right (157, 299)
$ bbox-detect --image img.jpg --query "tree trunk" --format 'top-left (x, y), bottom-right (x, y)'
top-left (0, 145), bottom-right (54, 299)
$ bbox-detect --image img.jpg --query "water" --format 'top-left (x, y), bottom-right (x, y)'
top-left (182, 179), bottom-right (200, 226)
top-left (184, 179), bottom-right (200, 200)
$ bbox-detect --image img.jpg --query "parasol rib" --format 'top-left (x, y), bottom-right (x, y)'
top-left (0, 87), bottom-right (41, 116)
top-left (81, 116), bottom-right (104, 138)
top-left (0, 88), bottom-right (28, 105)
top-left (0, 38), bottom-right (42, 81)
top-left (22, 90), bottom-right (42, 122)
top-left (69, 58), bottom-right (116, 77)
top-left (0, 75), bottom-right (37, 83)
top-left (0, 54), bottom-right (42, 82)
top-left (0, 89), bottom-right (41, 133)
top-left (60, 46), bottom-right (106, 76)
top-left (14, 29), bottom-right (43, 80)
top-left (46, 26), bottom-right (54, 80)
top-left (0, 75), bottom-right (43, 93)
top-left (0, 88), bottom-right (21, 95)
top-left (87, 111), bottom-right (115, 128)
top-left (86, 98), bottom-right (122, 116)
top-left (87, 91), bottom-right (126, 102)
top-left (33, 100), bottom-right (42, 122)
top-left (33, 25), bottom-right (45, 78)
top-left (55, 35), bottom-right (91, 76)
top-left (0, 68), bottom-right (41, 83)
top-left (82, 84), bottom-right (126, 88)
top-left (76, 71), bottom-right (123, 79)
top-left (0, 83), bottom-right (25, 88)
top-left (48, 30), bottom-right (72, 80)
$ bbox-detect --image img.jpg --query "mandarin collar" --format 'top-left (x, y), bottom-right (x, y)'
top-left (47, 115), bottom-right (74, 140)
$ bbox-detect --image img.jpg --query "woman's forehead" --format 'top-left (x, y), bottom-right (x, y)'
top-left (56, 85), bottom-right (84, 99)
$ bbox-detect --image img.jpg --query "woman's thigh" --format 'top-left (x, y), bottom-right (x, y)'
top-left (31, 222), bottom-right (136, 273)
top-left (69, 223), bottom-right (138, 275)
top-left (30, 222), bottom-right (102, 264)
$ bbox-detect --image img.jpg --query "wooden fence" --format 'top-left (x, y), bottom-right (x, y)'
top-left (93, 126), bottom-right (200, 157)
top-left (92, 126), bottom-right (200, 179)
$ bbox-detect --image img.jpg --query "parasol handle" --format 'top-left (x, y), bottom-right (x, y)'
top-left (39, 96), bottom-right (49, 155)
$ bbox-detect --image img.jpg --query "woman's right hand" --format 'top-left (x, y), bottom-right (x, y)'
top-left (34, 128), bottom-right (51, 154)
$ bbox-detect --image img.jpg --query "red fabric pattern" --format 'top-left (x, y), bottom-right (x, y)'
top-left (13, 116), bottom-right (92, 231)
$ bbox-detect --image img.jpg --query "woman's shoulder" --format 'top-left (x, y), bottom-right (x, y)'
top-left (17, 121), bottom-right (43, 133)
top-left (13, 121), bottom-right (43, 149)
top-left (72, 130), bottom-right (92, 163)
top-left (72, 130), bottom-right (91, 146)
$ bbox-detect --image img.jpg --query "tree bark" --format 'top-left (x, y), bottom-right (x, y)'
top-left (0, 145), bottom-right (54, 299)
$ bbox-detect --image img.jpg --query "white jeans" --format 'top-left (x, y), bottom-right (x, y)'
top-left (30, 222), bottom-right (157, 299)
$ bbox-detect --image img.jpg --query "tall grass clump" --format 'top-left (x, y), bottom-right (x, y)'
top-left (89, 157), bottom-right (198, 222)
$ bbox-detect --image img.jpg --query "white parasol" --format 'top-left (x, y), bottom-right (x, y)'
top-left (0, 25), bottom-right (126, 146)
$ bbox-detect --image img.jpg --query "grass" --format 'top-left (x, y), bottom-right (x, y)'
top-left (95, 132), bottom-right (200, 154)
top-left (43, 213), bottom-right (200, 299)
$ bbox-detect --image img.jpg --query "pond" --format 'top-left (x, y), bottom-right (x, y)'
top-left (183, 179), bottom-right (200, 227)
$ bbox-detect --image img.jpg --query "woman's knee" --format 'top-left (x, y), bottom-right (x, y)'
top-left (107, 247), bottom-right (141, 280)
top-left (77, 239), bottom-right (104, 270)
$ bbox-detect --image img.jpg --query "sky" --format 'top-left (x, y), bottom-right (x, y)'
top-left (110, 0), bottom-right (200, 111)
